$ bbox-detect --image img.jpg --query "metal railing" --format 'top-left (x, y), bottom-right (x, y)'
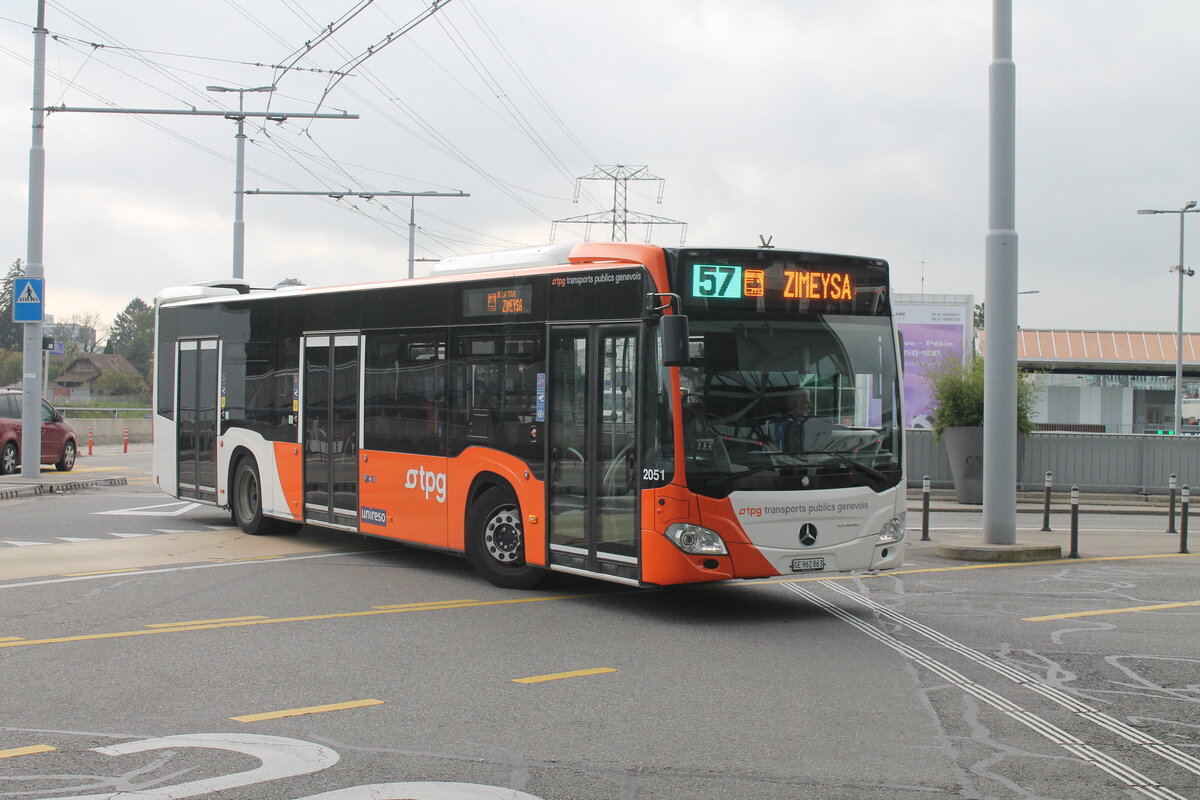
top-left (907, 428), bottom-right (1200, 494)
top-left (60, 407), bottom-right (152, 418)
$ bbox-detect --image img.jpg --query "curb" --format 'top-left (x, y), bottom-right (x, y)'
top-left (936, 543), bottom-right (1064, 562)
top-left (0, 477), bottom-right (128, 500)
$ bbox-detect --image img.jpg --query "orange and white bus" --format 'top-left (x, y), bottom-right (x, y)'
top-left (152, 243), bottom-right (906, 588)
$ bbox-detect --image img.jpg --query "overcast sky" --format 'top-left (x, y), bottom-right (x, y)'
top-left (2, 1), bottom-right (1198, 332)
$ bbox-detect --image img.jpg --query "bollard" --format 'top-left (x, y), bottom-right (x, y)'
top-left (1041, 470), bottom-right (1053, 532)
top-left (1181, 486), bottom-right (1191, 555)
top-left (1168, 473), bottom-right (1178, 534)
top-left (87, 425), bottom-right (93, 456)
top-left (123, 426), bottom-right (129, 453)
top-left (921, 475), bottom-right (931, 541)
top-left (1068, 486), bottom-right (1080, 559)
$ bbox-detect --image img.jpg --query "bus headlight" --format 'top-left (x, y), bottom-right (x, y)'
top-left (876, 514), bottom-right (906, 544)
top-left (665, 523), bottom-right (729, 555)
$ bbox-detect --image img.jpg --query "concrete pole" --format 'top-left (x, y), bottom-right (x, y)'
top-left (1175, 210), bottom-right (1187, 433)
top-left (408, 197), bottom-right (416, 280)
top-left (20, 0), bottom-right (47, 478)
top-left (982, 0), bottom-right (1019, 544)
top-left (232, 99), bottom-right (246, 281)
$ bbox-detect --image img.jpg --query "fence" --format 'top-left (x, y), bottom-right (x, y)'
top-left (907, 429), bottom-right (1200, 495)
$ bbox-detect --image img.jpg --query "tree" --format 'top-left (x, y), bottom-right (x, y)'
top-left (106, 297), bottom-right (154, 377)
top-left (58, 310), bottom-right (105, 357)
top-left (973, 302), bottom-right (984, 330)
top-left (0, 259), bottom-right (24, 351)
top-left (92, 370), bottom-right (148, 398)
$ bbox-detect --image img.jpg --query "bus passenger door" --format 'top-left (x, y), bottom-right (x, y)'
top-left (302, 334), bottom-right (361, 529)
top-left (547, 326), bottom-right (640, 582)
top-left (176, 338), bottom-right (219, 503)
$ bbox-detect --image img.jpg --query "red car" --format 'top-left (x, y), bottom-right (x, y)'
top-left (0, 389), bottom-right (77, 474)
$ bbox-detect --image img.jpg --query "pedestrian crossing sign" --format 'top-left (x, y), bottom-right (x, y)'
top-left (13, 277), bottom-right (43, 323)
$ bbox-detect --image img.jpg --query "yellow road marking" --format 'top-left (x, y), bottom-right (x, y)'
top-left (63, 568), bottom-right (143, 577)
top-left (146, 616), bottom-right (267, 628)
top-left (231, 699), bottom-right (383, 722)
top-left (0, 745), bottom-right (55, 759)
top-left (1024, 600), bottom-right (1200, 622)
top-left (0, 637), bottom-right (24, 642)
top-left (513, 667), bottom-right (618, 684)
top-left (0, 594), bottom-right (589, 650)
top-left (372, 599), bottom-right (476, 609)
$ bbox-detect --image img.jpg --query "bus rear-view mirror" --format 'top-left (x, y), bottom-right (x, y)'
top-left (661, 314), bottom-right (689, 367)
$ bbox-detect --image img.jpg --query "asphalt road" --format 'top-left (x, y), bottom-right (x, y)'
top-left (1, 450), bottom-right (1197, 799)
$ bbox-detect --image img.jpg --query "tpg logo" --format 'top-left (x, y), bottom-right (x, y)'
top-left (406, 465), bottom-right (447, 503)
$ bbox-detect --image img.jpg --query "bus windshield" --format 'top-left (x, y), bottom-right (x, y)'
top-left (678, 315), bottom-right (902, 497)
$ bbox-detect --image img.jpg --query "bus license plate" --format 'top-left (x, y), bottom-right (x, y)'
top-left (791, 557), bottom-right (826, 573)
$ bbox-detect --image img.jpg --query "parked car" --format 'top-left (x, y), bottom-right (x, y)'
top-left (0, 389), bottom-right (77, 474)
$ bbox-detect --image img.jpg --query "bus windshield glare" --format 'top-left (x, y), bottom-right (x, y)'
top-left (678, 315), bottom-right (902, 497)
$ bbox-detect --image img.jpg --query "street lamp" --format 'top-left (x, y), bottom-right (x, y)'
top-left (1138, 200), bottom-right (1199, 434)
top-left (206, 85), bottom-right (275, 281)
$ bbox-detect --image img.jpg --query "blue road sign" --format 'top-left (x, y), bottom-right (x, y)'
top-left (13, 277), bottom-right (44, 323)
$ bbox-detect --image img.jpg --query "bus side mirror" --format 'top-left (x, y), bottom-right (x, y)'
top-left (661, 314), bottom-right (689, 367)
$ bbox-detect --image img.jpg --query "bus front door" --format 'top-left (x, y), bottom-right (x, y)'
top-left (176, 338), bottom-right (219, 503)
top-left (548, 326), bottom-right (640, 582)
top-left (302, 334), bottom-right (361, 529)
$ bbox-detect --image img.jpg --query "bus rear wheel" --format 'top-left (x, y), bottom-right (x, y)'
top-left (232, 456), bottom-right (301, 536)
top-left (467, 486), bottom-right (546, 589)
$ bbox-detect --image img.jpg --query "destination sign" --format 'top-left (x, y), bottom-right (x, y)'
top-left (691, 264), bottom-right (854, 302)
top-left (462, 284), bottom-right (533, 317)
top-left (673, 249), bottom-right (889, 317)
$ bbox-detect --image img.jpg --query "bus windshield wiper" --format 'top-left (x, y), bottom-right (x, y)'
top-left (820, 452), bottom-right (889, 486)
top-left (704, 465), bottom-right (786, 491)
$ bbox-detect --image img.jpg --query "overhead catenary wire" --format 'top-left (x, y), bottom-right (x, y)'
top-left (431, 8), bottom-right (599, 207)
top-left (45, 30), bottom-right (351, 77)
top-left (308, 0), bottom-right (457, 120)
top-left (45, 0), bottom-right (217, 110)
top-left (458, 0), bottom-right (598, 167)
top-left (14, 1), bottom-right (609, 254)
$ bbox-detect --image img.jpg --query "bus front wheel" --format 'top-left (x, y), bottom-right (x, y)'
top-left (232, 457), bottom-right (301, 536)
top-left (467, 486), bottom-right (546, 589)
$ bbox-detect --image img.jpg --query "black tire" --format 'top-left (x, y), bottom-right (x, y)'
top-left (231, 457), bottom-right (301, 536)
top-left (0, 441), bottom-right (17, 475)
top-left (55, 439), bottom-right (77, 472)
top-left (466, 485), bottom-right (546, 589)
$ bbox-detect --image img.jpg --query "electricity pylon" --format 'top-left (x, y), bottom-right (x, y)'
top-left (551, 165), bottom-right (686, 244)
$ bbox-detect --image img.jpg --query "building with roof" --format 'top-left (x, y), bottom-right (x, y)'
top-left (980, 329), bottom-right (1200, 434)
top-left (50, 353), bottom-right (144, 402)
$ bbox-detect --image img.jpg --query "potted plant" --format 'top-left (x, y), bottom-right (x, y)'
top-left (926, 355), bottom-right (1038, 503)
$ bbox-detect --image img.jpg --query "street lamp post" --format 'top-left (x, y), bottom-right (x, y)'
top-left (206, 85), bottom-right (275, 281)
top-left (1138, 201), bottom-right (1199, 434)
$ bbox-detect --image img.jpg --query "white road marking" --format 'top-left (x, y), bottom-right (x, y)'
top-left (816, 580), bottom-right (1200, 779)
top-left (153, 529), bottom-right (204, 534)
top-left (2, 541), bottom-right (46, 547)
top-left (785, 582), bottom-right (1189, 800)
top-left (94, 501), bottom-right (200, 517)
top-left (55, 537), bottom-right (101, 543)
top-left (0, 549), bottom-right (381, 590)
top-left (50, 733), bottom-right (338, 800)
top-left (108, 533), bottom-right (153, 538)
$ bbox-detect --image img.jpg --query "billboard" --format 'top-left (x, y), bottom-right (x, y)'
top-left (893, 294), bottom-right (974, 429)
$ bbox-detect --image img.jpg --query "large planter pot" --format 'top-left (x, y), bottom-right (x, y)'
top-left (943, 426), bottom-right (985, 504)
top-left (941, 426), bottom-right (1025, 504)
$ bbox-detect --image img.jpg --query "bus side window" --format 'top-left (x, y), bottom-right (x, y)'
top-left (363, 331), bottom-right (446, 456)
